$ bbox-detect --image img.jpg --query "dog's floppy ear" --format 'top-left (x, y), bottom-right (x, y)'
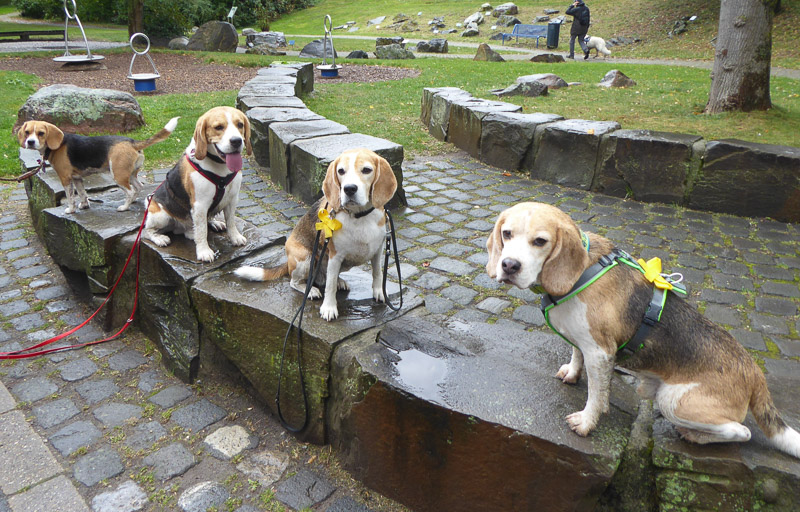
top-left (193, 114), bottom-right (209, 160)
top-left (370, 153), bottom-right (397, 209)
top-left (243, 114), bottom-right (252, 156)
top-left (44, 123), bottom-right (64, 151)
top-left (322, 156), bottom-right (342, 210)
top-left (16, 122), bottom-right (30, 147)
top-left (540, 222), bottom-right (588, 296)
top-left (486, 209), bottom-right (508, 279)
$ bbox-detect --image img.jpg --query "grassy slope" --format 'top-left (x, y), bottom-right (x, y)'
top-left (270, 0), bottom-right (800, 68)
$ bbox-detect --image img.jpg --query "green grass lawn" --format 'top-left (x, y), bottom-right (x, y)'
top-left (0, 7), bottom-right (129, 42)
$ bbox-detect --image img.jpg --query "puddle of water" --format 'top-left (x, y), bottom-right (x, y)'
top-left (392, 348), bottom-right (448, 405)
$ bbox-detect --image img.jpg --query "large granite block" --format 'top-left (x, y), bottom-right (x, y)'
top-left (426, 88), bottom-right (475, 141)
top-left (288, 133), bottom-right (406, 208)
top-left (447, 99), bottom-right (522, 158)
top-left (268, 120), bottom-right (350, 192)
top-left (688, 139), bottom-right (800, 222)
top-left (480, 112), bottom-right (563, 171)
top-left (247, 107), bottom-right (325, 169)
top-left (237, 95), bottom-right (306, 113)
top-left (420, 87), bottom-right (468, 128)
top-left (328, 313), bottom-right (638, 511)
top-left (112, 220), bottom-right (283, 382)
top-left (261, 62), bottom-right (314, 96)
top-left (244, 74), bottom-right (303, 98)
top-left (530, 119), bottom-right (620, 190)
top-left (237, 82), bottom-right (297, 103)
top-left (594, 130), bottom-right (704, 204)
top-left (191, 244), bottom-right (420, 443)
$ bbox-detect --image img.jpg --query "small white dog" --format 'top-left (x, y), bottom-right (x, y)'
top-left (584, 36), bottom-right (611, 58)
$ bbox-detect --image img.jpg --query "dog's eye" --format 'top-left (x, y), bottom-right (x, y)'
top-left (532, 237), bottom-right (548, 247)
top-left (37, 131), bottom-right (44, 136)
top-left (337, 168), bottom-right (345, 175)
top-left (237, 121), bottom-right (244, 129)
top-left (501, 230), bottom-right (512, 240)
top-left (361, 167), bottom-right (373, 175)
top-left (214, 125), bottom-right (224, 131)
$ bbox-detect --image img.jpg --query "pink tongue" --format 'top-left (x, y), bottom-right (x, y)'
top-left (225, 152), bottom-right (243, 173)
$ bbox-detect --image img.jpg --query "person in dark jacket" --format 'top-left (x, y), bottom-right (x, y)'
top-left (566, 0), bottom-right (591, 59)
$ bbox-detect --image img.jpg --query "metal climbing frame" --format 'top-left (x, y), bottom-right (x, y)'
top-left (53, 0), bottom-right (104, 63)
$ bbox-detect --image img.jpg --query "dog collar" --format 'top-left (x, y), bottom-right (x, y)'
top-left (204, 152), bottom-right (225, 164)
top-left (185, 155), bottom-right (239, 214)
top-left (353, 207), bottom-right (375, 219)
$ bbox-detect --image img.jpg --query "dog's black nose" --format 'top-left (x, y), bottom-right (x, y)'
top-left (26, 140), bottom-right (35, 148)
top-left (502, 258), bottom-right (521, 275)
top-left (343, 184), bottom-right (358, 196)
top-left (229, 137), bottom-right (242, 148)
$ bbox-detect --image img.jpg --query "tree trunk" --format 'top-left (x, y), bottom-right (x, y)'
top-left (128, 0), bottom-right (144, 38)
top-left (705, 0), bottom-right (778, 113)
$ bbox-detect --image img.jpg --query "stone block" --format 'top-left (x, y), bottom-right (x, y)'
top-left (111, 220), bottom-right (283, 382)
top-left (447, 99), bottom-right (521, 158)
top-left (268, 120), bottom-right (350, 193)
top-left (247, 107), bottom-right (325, 169)
top-left (243, 74), bottom-right (302, 98)
top-left (530, 119), bottom-right (620, 190)
top-left (190, 244), bottom-right (421, 443)
top-left (267, 62), bottom-right (314, 96)
top-left (288, 133), bottom-right (406, 208)
top-left (328, 314), bottom-right (637, 511)
top-left (594, 130), bottom-right (703, 204)
top-left (420, 87), bottom-right (466, 128)
top-left (424, 88), bottom-right (475, 141)
top-left (688, 139), bottom-right (800, 223)
top-left (237, 82), bottom-right (297, 104)
top-left (237, 95), bottom-right (306, 113)
top-left (480, 112), bottom-right (563, 171)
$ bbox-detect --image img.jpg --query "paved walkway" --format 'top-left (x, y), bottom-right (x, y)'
top-left (1, 151), bottom-right (800, 510)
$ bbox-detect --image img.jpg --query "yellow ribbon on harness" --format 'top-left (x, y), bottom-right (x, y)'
top-left (637, 257), bottom-right (673, 291)
top-left (316, 208), bottom-right (342, 239)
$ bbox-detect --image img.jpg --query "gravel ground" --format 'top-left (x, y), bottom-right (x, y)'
top-left (0, 53), bottom-right (420, 94)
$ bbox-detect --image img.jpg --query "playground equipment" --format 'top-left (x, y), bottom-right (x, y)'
top-left (316, 15), bottom-right (341, 78)
top-left (53, 0), bottom-right (104, 64)
top-left (127, 33), bottom-right (160, 92)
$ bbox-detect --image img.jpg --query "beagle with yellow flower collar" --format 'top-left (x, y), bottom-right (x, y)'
top-left (235, 148), bottom-right (398, 321)
top-left (144, 107), bottom-right (251, 262)
top-left (487, 202), bottom-right (800, 458)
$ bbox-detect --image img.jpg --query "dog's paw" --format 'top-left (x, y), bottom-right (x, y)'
top-left (566, 411), bottom-right (596, 437)
top-left (229, 232), bottom-right (247, 246)
top-left (337, 278), bottom-right (349, 291)
top-left (308, 286), bottom-right (322, 300)
top-left (320, 301), bottom-right (339, 321)
top-left (556, 364), bottom-right (580, 384)
top-left (149, 233), bottom-right (171, 247)
top-left (116, 204), bottom-right (130, 212)
top-left (373, 287), bottom-right (386, 303)
top-left (64, 206), bottom-right (75, 214)
top-left (196, 246), bottom-right (216, 263)
top-left (209, 219), bottom-right (226, 232)
top-left (78, 201), bottom-right (90, 210)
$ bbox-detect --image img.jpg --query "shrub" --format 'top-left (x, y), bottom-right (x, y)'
top-left (12, 0), bottom-right (64, 20)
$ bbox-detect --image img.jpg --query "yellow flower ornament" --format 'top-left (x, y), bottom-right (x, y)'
top-left (315, 208), bottom-right (342, 239)
top-left (637, 257), bottom-right (674, 291)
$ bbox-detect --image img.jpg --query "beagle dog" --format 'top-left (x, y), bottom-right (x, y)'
top-left (235, 148), bottom-right (397, 321)
top-left (487, 202), bottom-right (800, 458)
top-left (143, 106), bottom-right (252, 262)
top-left (17, 118), bottom-right (178, 213)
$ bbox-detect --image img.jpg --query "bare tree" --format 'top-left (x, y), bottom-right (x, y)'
top-left (128, 0), bottom-right (144, 37)
top-left (705, 0), bottom-right (780, 113)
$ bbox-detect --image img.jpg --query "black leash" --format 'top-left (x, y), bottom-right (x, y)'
top-left (274, 207), bottom-right (404, 432)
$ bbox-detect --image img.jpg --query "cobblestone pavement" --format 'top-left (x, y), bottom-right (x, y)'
top-left (1, 150), bottom-right (800, 511)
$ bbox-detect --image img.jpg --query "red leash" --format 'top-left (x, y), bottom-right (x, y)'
top-left (0, 193), bottom-right (156, 360)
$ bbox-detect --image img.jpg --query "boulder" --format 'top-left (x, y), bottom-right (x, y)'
top-left (298, 39), bottom-right (337, 59)
top-left (491, 81), bottom-right (548, 97)
top-left (428, 16), bottom-right (445, 28)
top-left (474, 43), bottom-right (504, 61)
top-left (168, 37), bottom-right (189, 50)
top-left (461, 28), bottom-right (480, 37)
top-left (480, 112), bottom-right (563, 170)
top-left (186, 21), bottom-right (239, 52)
top-left (393, 13), bottom-right (410, 23)
top-left (533, 15), bottom-right (551, 23)
top-left (544, 9), bottom-right (560, 15)
top-left (376, 36), bottom-right (404, 47)
top-left (397, 20), bottom-right (420, 32)
top-left (415, 39), bottom-right (448, 53)
top-left (245, 31), bottom-right (287, 48)
top-left (241, 28), bottom-right (256, 36)
top-left (528, 119), bottom-right (620, 189)
top-left (594, 130), bottom-right (703, 203)
top-left (492, 2), bottom-right (518, 16)
top-left (530, 53), bottom-right (566, 63)
top-left (599, 69), bottom-right (637, 88)
top-left (367, 16), bottom-right (386, 26)
top-left (375, 43), bottom-right (415, 60)
top-left (16, 84), bottom-right (144, 134)
top-left (688, 139), bottom-right (800, 222)
top-left (464, 13), bottom-right (485, 26)
top-left (245, 44), bottom-right (286, 56)
top-left (346, 50), bottom-right (369, 59)
top-left (482, 3), bottom-right (493, 10)
top-left (497, 15), bottom-right (521, 27)
top-left (517, 73), bottom-right (568, 89)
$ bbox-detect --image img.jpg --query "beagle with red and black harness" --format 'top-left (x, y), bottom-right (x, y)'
top-left (17, 118), bottom-right (178, 214)
top-left (235, 148), bottom-right (397, 321)
top-left (143, 106), bottom-right (251, 262)
top-left (487, 202), bottom-right (800, 458)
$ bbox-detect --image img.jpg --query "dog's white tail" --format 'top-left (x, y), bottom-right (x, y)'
top-left (234, 263), bottom-right (289, 282)
top-left (770, 426), bottom-right (800, 459)
top-left (164, 117), bottom-right (179, 133)
top-left (751, 373), bottom-right (800, 458)
top-left (600, 47), bottom-right (611, 56)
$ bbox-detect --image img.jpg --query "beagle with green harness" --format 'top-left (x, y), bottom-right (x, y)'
top-left (487, 202), bottom-right (800, 458)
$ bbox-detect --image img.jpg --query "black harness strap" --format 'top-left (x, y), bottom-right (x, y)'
top-left (185, 156), bottom-right (239, 214)
top-left (153, 160), bottom-right (192, 219)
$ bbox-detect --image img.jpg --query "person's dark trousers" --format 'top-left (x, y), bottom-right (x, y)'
top-left (568, 33), bottom-right (589, 58)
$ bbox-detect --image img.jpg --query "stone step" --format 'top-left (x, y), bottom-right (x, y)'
top-left (328, 312), bottom-right (639, 511)
top-left (247, 107), bottom-right (325, 173)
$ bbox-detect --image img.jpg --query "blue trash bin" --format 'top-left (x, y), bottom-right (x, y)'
top-left (547, 22), bottom-right (560, 49)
